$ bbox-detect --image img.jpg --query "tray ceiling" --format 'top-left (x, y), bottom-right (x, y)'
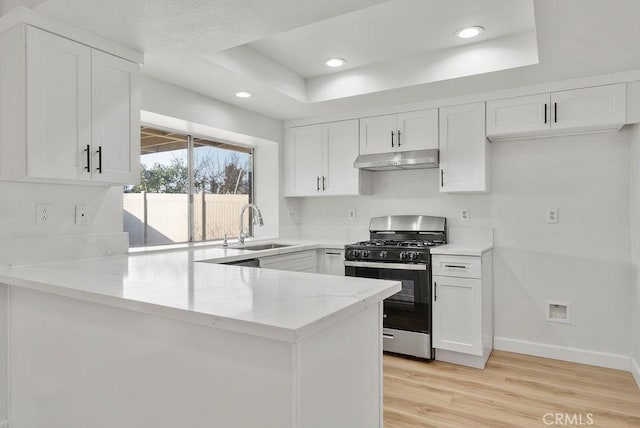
top-left (31, 0), bottom-right (640, 120)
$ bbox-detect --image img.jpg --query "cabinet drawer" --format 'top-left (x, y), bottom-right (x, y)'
top-left (432, 255), bottom-right (481, 279)
top-left (259, 250), bottom-right (316, 272)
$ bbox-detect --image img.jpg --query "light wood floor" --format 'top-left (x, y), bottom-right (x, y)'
top-left (383, 350), bottom-right (640, 427)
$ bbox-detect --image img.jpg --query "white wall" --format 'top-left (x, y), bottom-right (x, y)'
top-left (140, 76), bottom-right (282, 144)
top-left (0, 182), bottom-right (127, 266)
top-left (630, 125), bottom-right (640, 383)
top-left (283, 129), bottom-right (633, 364)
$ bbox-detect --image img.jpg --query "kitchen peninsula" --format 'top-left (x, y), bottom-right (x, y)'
top-left (0, 243), bottom-right (399, 428)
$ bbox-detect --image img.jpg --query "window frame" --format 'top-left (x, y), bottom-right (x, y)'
top-left (128, 124), bottom-right (255, 247)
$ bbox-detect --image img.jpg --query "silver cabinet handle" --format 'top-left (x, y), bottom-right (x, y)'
top-left (397, 130), bottom-right (401, 147)
top-left (391, 130), bottom-right (395, 147)
top-left (444, 264), bottom-right (467, 269)
top-left (434, 281), bottom-right (437, 301)
top-left (383, 333), bottom-right (394, 339)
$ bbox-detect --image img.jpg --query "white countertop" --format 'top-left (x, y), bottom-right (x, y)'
top-left (430, 243), bottom-right (493, 256)
top-left (0, 241), bottom-right (399, 343)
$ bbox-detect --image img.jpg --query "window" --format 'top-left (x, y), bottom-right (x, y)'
top-left (124, 126), bottom-right (254, 247)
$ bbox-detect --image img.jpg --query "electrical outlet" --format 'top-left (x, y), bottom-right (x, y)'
top-left (461, 208), bottom-right (470, 221)
top-left (546, 208), bottom-right (559, 224)
top-left (75, 204), bottom-right (89, 225)
top-left (347, 208), bottom-right (356, 221)
top-left (36, 203), bottom-right (52, 226)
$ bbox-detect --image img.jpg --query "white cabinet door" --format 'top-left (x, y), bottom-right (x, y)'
top-left (359, 114), bottom-right (396, 155)
top-left (26, 27), bottom-right (92, 181)
top-left (260, 250), bottom-right (317, 272)
top-left (396, 109), bottom-right (438, 152)
top-left (322, 120), bottom-right (359, 195)
top-left (322, 250), bottom-right (345, 275)
top-left (486, 93), bottom-right (551, 138)
top-left (91, 50), bottom-right (140, 184)
top-left (432, 275), bottom-right (482, 355)
top-left (284, 125), bottom-right (323, 196)
top-left (439, 103), bottom-right (488, 193)
top-left (551, 84), bottom-right (626, 131)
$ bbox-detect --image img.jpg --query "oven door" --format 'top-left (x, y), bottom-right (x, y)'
top-left (344, 261), bottom-right (430, 305)
top-left (344, 260), bottom-right (431, 332)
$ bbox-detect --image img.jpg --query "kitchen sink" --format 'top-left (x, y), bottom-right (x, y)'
top-left (235, 243), bottom-right (292, 251)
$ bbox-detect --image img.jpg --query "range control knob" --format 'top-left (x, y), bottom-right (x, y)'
top-left (399, 251), bottom-right (408, 260)
top-left (409, 252), bottom-right (419, 260)
top-left (362, 250), bottom-right (370, 258)
top-left (353, 250), bottom-right (361, 258)
top-left (380, 251), bottom-right (388, 259)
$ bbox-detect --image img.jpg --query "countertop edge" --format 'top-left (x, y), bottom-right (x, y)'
top-left (430, 244), bottom-right (493, 256)
top-left (0, 262), bottom-right (399, 344)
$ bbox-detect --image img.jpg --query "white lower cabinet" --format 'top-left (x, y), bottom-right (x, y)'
top-left (319, 249), bottom-right (345, 275)
top-left (432, 251), bottom-right (493, 368)
top-left (259, 250), bottom-right (317, 272)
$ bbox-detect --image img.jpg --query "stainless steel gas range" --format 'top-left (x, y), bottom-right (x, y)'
top-left (344, 215), bottom-right (447, 359)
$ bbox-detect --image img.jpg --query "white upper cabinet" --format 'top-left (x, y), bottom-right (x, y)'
top-left (439, 103), bottom-right (488, 193)
top-left (360, 109), bottom-right (438, 155)
top-left (285, 120), bottom-right (369, 197)
top-left (91, 50), bottom-right (141, 184)
top-left (359, 114), bottom-right (396, 155)
top-left (322, 120), bottom-right (361, 196)
top-left (487, 84), bottom-right (628, 141)
top-left (551, 84), bottom-right (626, 131)
top-left (26, 27), bottom-right (92, 181)
top-left (0, 25), bottom-right (141, 185)
top-left (486, 93), bottom-right (550, 138)
top-left (284, 125), bottom-right (323, 196)
top-left (396, 110), bottom-right (438, 152)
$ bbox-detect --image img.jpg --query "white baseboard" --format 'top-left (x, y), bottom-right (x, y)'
top-left (494, 337), bottom-right (630, 371)
top-left (632, 357), bottom-right (640, 389)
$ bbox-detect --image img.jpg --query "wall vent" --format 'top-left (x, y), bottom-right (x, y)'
top-left (546, 301), bottom-right (571, 324)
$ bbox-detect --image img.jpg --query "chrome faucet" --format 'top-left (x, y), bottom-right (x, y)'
top-left (238, 203), bottom-right (264, 245)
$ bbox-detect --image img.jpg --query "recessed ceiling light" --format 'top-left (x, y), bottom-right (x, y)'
top-left (456, 26), bottom-right (484, 39)
top-left (235, 91), bottom-right (252, 98)
top-left (324, 58), bottom-right (346, 68)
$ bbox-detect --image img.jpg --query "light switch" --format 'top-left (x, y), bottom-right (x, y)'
top-left (546, 208), bottom-right (559, 224)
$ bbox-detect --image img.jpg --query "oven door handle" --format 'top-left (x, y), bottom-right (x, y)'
top-left (344, 261), bottom-right (428, 271)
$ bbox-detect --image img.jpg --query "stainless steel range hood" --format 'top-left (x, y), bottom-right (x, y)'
top-left (353, 149), bottom-right (439, 171)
